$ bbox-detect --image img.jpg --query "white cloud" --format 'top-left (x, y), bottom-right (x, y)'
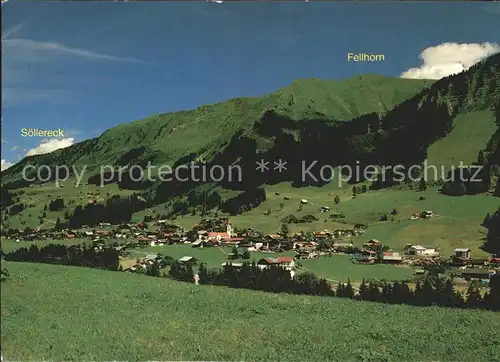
top-left (3, 38), bottom-right (147, 64)
top-left (2, 22), bottom-right (23, 39)
top-left (2, 23), bottom-right (146, 108)
top-left (401, 42), bottom-right (500, 80)
top-left (1, 159), bottom-right (14, 171)
top-left (25, 138), bottom-right (74, 156)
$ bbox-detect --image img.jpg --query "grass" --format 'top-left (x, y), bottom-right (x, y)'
top-left (134, 243), bottom-right (417, 283)
top-left (1, 261), bottom-right (499, 361)
top-left (301, 254), bottom-right (415, 283)
top-left (2, 181), bottom-right (135, 230)
top-left (4, 180), bottom-right (496, 283)
top-left (426, 110), bottom-right (498, 171)
top-left (9, 171), bottom-right (495, 261)
top-left (140, 244), bottom-right (416, 283)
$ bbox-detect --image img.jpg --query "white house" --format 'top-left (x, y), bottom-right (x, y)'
top-left (221, 262), bottom-right (244, 268)
top-left (178, 256), bottom-right (198, 264)
top-left (238, 242), bottom-right (257, 253)
top-left (405, 245), bottom-right (437, 256)
top-left (454, 248), bottom-right (471, 259)
top-left (192, 240), bottom-right (203, 248)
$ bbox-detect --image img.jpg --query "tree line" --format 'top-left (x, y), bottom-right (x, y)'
top-left (3, 244), bottom-right (499, 312)
top-left (163, 260), bottom-right (499, 311)
top-left (3, 243), bottom-right (120, 270)
top-left (57, 195), bottom-right (146, 228)
top-left (482, 207), bottom-right (500, 255)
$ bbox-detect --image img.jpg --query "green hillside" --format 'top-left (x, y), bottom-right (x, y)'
top-left (1, 54), bottom-right (499, 240)
top-left (2, 262), bottom-right (499, 361)
top-left (3, 54), bottom-right (499, 190)
top-left (1, 74), bottom-right (433, 180)
top-left (426, 110), bottom-right (498, 169)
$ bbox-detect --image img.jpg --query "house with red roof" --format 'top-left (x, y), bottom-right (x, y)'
top-left (490, 257), bottom-right (500, 265)
top-left (382, 251), bottom-right (403, 264)
top-left (276, 256), bottom-right (295, 268)
top-left (207, 232), bottom-right (230, 240)
top-left (206, 218), bottom-right (234, 242)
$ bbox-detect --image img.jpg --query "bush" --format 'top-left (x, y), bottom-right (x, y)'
top-left (1, 268), bottom-right (10, 282)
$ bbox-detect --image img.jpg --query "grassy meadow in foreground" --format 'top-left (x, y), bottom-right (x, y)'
top-left (1, 262), bottom-right (500, 361)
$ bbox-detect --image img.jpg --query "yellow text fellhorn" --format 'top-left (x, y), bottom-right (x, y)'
top-left (347, 53), bottom-right (385, 62)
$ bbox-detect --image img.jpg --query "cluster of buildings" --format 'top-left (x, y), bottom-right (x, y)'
top-left (4, 214), bottom-right (499, 282)
top-left (409, 210), bottom-right (435, 220)
top-left (123, 253), bottom-right (165, 273)
top-left (221, 257), bottom-right (296, 277)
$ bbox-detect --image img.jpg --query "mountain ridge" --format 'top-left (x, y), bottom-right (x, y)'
top-left (1, 54), bottom-right (499, 230)
top-left (1, 74), bottom-right (434, 183)
top-left (2, 54), bottom-right (499, 216)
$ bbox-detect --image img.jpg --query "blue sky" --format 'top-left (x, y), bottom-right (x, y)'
top-left (2, 1), bottom-right (500, 169)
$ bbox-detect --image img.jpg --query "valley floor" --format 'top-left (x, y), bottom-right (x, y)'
top-left (1, 262), bottom-right (500, 361)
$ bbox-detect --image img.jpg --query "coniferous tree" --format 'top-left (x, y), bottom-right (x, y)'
top-left (169, 261), bottom-right (181, 280)
top-left (185, 263), bottom-right (195, 283)
top-left (418, 178), bottom-right (427, 191)
top-left (368, 281), bottom-right (381, 302)
top-left (413, 280), bottom-right (424, 306)
top-left (422, 278), bottom-right (435, 306)
top-left (198, 262), bottom-right (209, 284)
top-left (482, 212), bottom-right (492, 227)
top-left (391, 281), bottom-right (402, 304)
top-left (280, 223), bottom-right (289, 238)
top-left (441, 279), bottom-right (455, 307)
top-left (399, 282), bottom-right (413, 305)
top-left (466, 283), bottom-right (482, 308)
top-left (477, 150), bottom-right (485, 165)
top-left (54, 217), bottom-right (61, 230)
top-left (316, 278), bottom-right (334, 296)
top-left (146, 263), bottom-right (160, 277)
top-left (358, 279), bottom-right (370, 301)
top-left (380, 283), bottom-right (390, 303)
top-left (336, 283), bottom-right (344, 298)
top-left (482, 207), bottom-right (500, 254)
top-left (344, 279), bottom-right (355, 299)
top-left (483, 274), bottom-right (500, 311)
top-left (231, 246), bottom-right (239, 259)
